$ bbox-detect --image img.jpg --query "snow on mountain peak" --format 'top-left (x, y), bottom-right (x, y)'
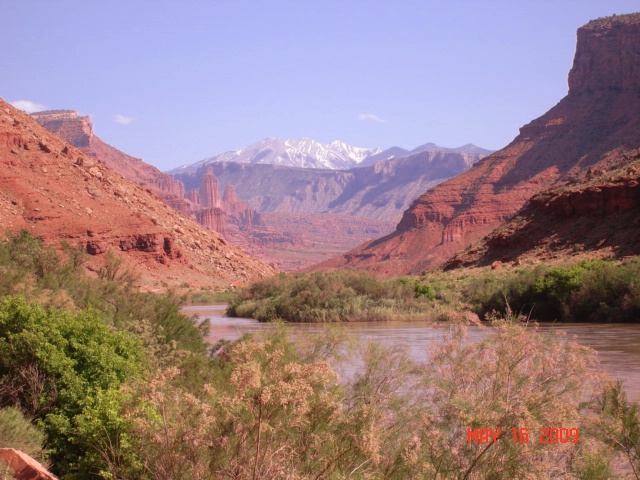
top-left (178, 138), bottom-right (384, 171)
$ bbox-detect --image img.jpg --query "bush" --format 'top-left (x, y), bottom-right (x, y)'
top-left (116, 317), bottom-right (617, 479)
top-left (0, 296), bottom-right (144, 477)
top-left (0, 406), bottom-right (47, 463)
top-left (0, 231), bottom-right (209, 354)
top-left (228, 270), bottom-right (439, 323)
top-left (463, 259), bottom-right (640, 323)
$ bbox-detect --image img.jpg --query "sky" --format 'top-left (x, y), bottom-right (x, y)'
top-left (2, 1), bottom-right (639, 171)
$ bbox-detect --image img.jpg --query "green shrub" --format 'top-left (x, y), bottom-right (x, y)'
top-left (414, 280), bottom-right (436, 300)
top-left (0, 231), bottom-right (209, 355)
top-left (228, 270), bottom-right (437, 323)
top-left (0, 296), bottom-right (145, 477)
top-left (0, 406), bottom-right (47, 462)
top-left (569, 259), bottom-right (640, 322)
top-left (462, 259), bottom-right (640, 323)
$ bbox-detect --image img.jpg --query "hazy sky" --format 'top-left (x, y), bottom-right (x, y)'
top-left (3, 1), bottom-right (639, 171)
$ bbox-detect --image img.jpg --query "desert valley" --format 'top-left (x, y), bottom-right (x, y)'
top-left (3, 7), bottom-right (640, 480)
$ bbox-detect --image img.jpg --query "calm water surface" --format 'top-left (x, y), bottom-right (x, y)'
top-left (183, 305), bottom-right (640, 399)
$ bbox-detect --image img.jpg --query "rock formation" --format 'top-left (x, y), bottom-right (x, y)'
top-left (445, 150), bottom-right (640, 268)
top-left (315, 13), bottom-right (640, 276)
top-left (199, 167), bottom-right (221, 208)
top-left (170, 148), bottom-right (481, 270)
top-left (32, 110), bottom-right (187, 210)
top-left (223, 183), bottom-right (256, 226)
top-left (174, 150), bottom-right (483, 221)
top-left (0, 448), bottom-right (57, 480)
top-left (196, 207), bottom-right (226, 235)
top-left (1, 98), bottom-right (276, 289)
top-left (185, 189), bottom-right (200, 204)
top-left (31, 106), bottom-right (487, 271)
top-left (31, 110), bottom-right (258, 241)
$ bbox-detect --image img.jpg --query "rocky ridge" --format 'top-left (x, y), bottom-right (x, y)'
top-left (444, 149), bottom-right (640, 268)
top-left (315, 14), bottom-right (640, 275)
top-left (0, 98), bottom-right (276, 289)
top-left (176, 150), bottom-right (485, 221)
top-left (32, 110), bottom-right (262, 253)
top-left (31, 110), bottom-right (186, 205)
top-left (172, 137), bottom-right (383, 171)
top-left (29, 110), bottom-right (397, 270)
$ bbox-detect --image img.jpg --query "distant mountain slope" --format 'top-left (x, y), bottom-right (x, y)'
top-left (174, 150), bottom-right (486, 221)
top-left (315, 13), bottom-right (640, 276)
top-left (357, 143), bottom-right (493, 167)
top-left (444, 149), bottom-right (640, 268)
top-left (170, 137), bottom-right (492, 173)
top-left (0, 98), bottom-right (275, 289)
top-left (171, 138), bottom-right (383, 172)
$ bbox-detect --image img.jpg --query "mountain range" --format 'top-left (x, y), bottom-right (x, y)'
top-left (174, 149), bottom-right (486, 221)
top-left (171, 137), bottom-right (492, 172)
top-left (30, 109), bottom-right (489, 270)
top-left (23, 13), bottom-right (640, 278)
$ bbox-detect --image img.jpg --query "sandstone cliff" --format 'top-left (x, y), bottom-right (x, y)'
top-left (32, 110), bottom-right (260, 242)
top-left (32, 110), bottom-right (186, 201)
top-left (315, 14), bottom-right (640, 275)
top-left (445, 149), bottom-right (640, 268)
top-left (31, 109), bottom-right (484, 271)
top-left (0, 99), bottom-right (276, 289)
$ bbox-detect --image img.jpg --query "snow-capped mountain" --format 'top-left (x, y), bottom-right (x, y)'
top-left (171, 138), bottom-right (383, 173)
top-left (357, 143), bottom-right (494, 167)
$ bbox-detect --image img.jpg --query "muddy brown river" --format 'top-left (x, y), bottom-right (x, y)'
top-left (183, 305), bottom-right (640, 399)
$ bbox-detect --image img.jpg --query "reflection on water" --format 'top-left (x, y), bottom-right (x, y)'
top-left (183, 305), bottom-right (640, 399)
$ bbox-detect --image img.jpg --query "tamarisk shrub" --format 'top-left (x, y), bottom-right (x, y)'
top-left (117, 317), bottom-right (616, 479)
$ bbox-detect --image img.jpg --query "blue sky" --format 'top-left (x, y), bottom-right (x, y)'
top-left (2, 1), bottom-right (639, 171)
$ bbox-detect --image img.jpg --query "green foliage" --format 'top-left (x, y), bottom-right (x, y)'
top-left (187, 288), bottom-right (236, 305)
top-left (228, 270), bottom-right (439, 322)
top-left (0, 296), bottom-right (144, 477)
top-left (4, 230), bottom-right (640, 478)
top-left (414, 280), bottom-right (436, 300)
top-left (0, 230), bottom-right (208, 354)
top-left (597, 380), bottom-right (640, 477)
top-left (570, 258), bottom-right (640, 322)
top-left (463, 259), bottom-right (640, 322)
top-left (0, 232), bottom-right (215, 477)
top-left (0, 406), bottom-right (47, 462)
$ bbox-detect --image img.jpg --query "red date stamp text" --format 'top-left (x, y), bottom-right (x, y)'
top-left (467, 427), bottom-right (579, 444)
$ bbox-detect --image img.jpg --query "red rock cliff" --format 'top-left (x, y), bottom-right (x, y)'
top-left (316, 13), bottom-right (640, 275)
top-left (1, 98), bottom-right (276, 289)
top-left (444, 150), bottom-right (640, 268)
top-left (31, 110), bottom-right (187, 211)
top-left (199, 167), bottom-right (221, 208)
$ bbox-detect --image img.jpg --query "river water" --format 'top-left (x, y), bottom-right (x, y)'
top-left (183, 305), bottom-right (640, 399)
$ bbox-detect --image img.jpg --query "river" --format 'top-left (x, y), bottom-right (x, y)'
top-left (183, 305), bottom-right (640, 399)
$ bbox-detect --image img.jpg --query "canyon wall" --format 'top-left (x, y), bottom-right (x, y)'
top-left (315, 14), bottom-right (640, 276)
top-left (32, 111), bottom-right (255, 241)
top-left (445, 150), bottom-right (640, 268)
top-left (2, 99), bottom-right (275, 289)
top-left (32, 110), bottom-right (185, 198)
